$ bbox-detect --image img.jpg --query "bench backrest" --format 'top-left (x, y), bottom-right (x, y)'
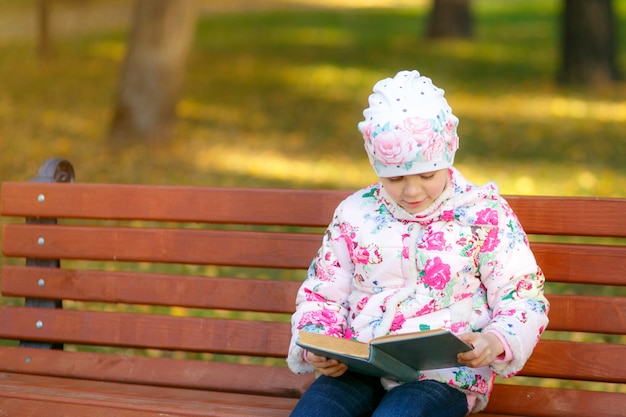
top-left (1, 161), bottom-right (625, 416)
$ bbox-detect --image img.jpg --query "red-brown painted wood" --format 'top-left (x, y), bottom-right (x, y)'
top-left (3, 183), bottom-right (626, 237)
top-left (0, 347), bottom-right (313, 397)
top-left (483, 384), bottom-right (625, 417)
top-left (0, 372), bottom-right (299, 416)
top-left (0, 307), bottom-right (291, 357)
top-left (520, 340), bottom-right (626, 382)
top-left (1, 265), bottom-right (302, 313)
top-left (2, 224), bottom-right (322, 268)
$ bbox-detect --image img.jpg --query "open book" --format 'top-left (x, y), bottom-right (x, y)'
top-left (297, 329), bottom-right (472, 382)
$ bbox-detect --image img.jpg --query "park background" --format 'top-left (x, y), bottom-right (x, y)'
top-left (0, 0), bottom-right (624, 196)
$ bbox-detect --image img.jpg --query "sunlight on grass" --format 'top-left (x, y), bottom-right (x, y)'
top-left (451, 92), bottom-right (626, 123)
top-left (188, 136), bottom-right (626, 196)
top-left (454, 93), bottom-right (626, 123)
top-left (90, 41), bottom-right (126, 62)
top-left (276, 26), bottom-right (355, 47)
top-left (193, 141), bottom-right (377, 188)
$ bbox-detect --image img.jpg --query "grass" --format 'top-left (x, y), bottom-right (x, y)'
top-left (0, 0), bottom-right (624, 195)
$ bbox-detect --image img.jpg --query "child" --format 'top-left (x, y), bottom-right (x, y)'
top-left (287, 70), bottom-right (549, 416)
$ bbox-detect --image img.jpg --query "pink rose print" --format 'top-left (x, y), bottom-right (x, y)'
top-left (403, 117), bottom-right (437, 145)
top-left (448, 134), bottom-right (459, 154)
top-left (423, 231), bottom-right (446, 251)
top-left (423, 133), bottom-right (447, 161)
top-left (299, 309), bottom-right (342, 336)
top-left (443, 117), bottom-right (456, 135)
top-left (402, 233), bottom-right (411, 259)
top-left (481, 228), bottom-right (500, 253)
top-left (362, 123), bottom-right (374, 142)
top-left (343, 328), bottom-right (356, 339)
top-left (474, 374), bottom-right (489, 392)
top-left (373, 130), bottom-right (418, 165)
top-left (476, 208), bottom-right (499, 226)
top-left (516, 279), bottom-right (533, 295)
top-left (353, 244), bottom-right (383, 265)
top-left (442, 210), bottom-right (454, 221)
top-left (416, 299), bottom-right (436, 316)
top-left (338, 222), bottom-right (357, 240)
top-left (316, 262), bottom-right (335, 282)
top-left (422, 257), bottom-right (451, 290)
top-left (390, 312), bottom-right (406, 332)
top-left (356, 296), bottom-right (369, 312)
top-left (449, 322), bottom-right (467, 333)
top-left (304, 288), bottom-right (327, 303)
top-left (494, 309), bottom-right (515, 318)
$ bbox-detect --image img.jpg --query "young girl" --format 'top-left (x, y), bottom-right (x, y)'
top-left (287, 70), bottom-right (549, 416)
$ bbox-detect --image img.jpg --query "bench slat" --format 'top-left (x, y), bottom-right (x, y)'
top-left (0, 182), bottom-right (347, 227)
top-left (0, 347), bottom-right (312, 397)
top-left (4, 225), bottom-right (625, 285)
top-left (0, 307), bottom-right (291, 357)
top-left (547, 294), bottom-right (626, 334)
top-left (485, 384), bottom-right (626, 417)
top-left (2, 399), bottom-right (179, 417)
top-left (3, 183), bottom-right (626, 237)
top-left (1, 265), bottom-right (301, 314)
top-left (0, 372), bottom-right (299, 417)
top-left (2, 224), bottom-right (321, 269)
top-left (521, 340), bottom-right (626, 382)
top-left (505, 195), bottom-right (626, 238)
top-left (532, 243), bottom-right (626, 286)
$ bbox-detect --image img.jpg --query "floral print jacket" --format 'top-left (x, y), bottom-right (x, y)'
top-left (287, 168), bottom-right (549, 413)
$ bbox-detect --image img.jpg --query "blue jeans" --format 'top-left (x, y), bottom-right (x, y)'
top-left (290, 372), bottom-right (468, 417)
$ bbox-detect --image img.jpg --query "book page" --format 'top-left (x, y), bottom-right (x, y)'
top-left (297, 331), bottom-right (371, 359)
top-left (370, 328), bottom-right (450, 344)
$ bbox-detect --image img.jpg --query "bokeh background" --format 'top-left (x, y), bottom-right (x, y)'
top-left (0, 0), bottom-right (625, 195)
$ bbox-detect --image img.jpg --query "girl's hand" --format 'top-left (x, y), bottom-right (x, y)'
top-left (305, 351), bottom-right (349, 377)
top-left (456, 332), bottom-right (505, 368)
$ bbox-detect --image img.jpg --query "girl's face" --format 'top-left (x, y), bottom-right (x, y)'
top-left (380, 169), bottom-right (449, 214)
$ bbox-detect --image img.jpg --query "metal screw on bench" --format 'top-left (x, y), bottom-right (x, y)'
top-left (19, 158), bottom-right (75, 350)
top-left (38, 279), bottom-right (45, 287)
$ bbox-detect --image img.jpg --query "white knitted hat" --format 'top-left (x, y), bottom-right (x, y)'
top-left (358, 70), bottom-right (460, 177)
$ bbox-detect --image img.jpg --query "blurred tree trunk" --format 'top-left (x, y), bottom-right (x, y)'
top-left (109, 0), bottom-right (198, 145)
top-left (37, 0), bottom-right (53, 60)
top-left (559, 0), bottom-right (620, 85)
top-left (426, 0), bottom-right (473, 39)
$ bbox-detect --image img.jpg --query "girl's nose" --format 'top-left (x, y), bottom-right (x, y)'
top-left (403, 177), bottom-right (422, 197)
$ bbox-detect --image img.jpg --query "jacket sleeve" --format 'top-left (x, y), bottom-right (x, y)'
top-left (286, 202), bottom-right (356, 374)
top-left (476, 197), bottom-right (550, 378)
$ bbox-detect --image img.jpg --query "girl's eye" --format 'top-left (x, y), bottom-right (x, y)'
top-left (388, 177), bottom-right (403, 182)
top-left (421, 174), bottom-right (435, 180)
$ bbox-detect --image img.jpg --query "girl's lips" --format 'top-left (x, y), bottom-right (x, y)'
top-left (403, 200), bottom-right (427, 213)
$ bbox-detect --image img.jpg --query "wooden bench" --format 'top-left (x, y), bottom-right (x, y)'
top-left (0, 158), bottom-right (624, 417)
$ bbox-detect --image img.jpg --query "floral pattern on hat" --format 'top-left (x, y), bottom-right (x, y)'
top-left (363, 110), bottom-right (459, 176)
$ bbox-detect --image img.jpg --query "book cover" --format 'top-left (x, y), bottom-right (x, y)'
top-left (296, 329), bottom-right (472, 382)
